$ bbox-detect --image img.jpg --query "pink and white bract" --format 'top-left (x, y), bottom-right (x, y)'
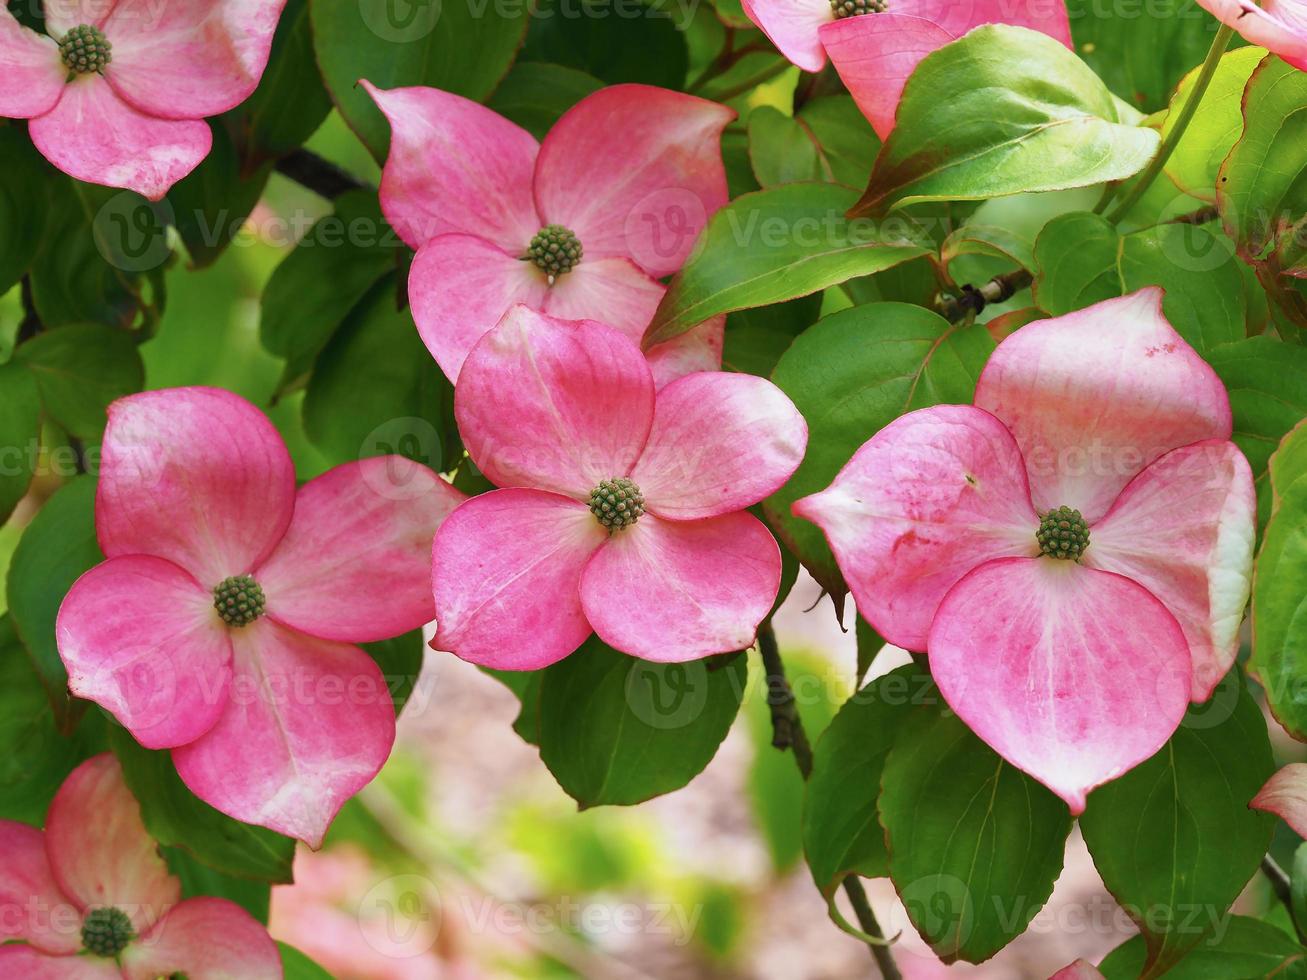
top-left (56, 387), bottom-right (465, 846)
top-left (795, 289), bottom-right (1256, 813)
top-left (0, 754), bottom-right (282, 978)
top-left (739, 0), bottom-right (1072, 137)
top-left (362, 80), bottom-right (734, 386)
top-left (1196, 0), bottom-right (1307, 70)
top-left (0, 0), bottom-right (287, 200)
top-left (432, 306), bottom-right (808, 669)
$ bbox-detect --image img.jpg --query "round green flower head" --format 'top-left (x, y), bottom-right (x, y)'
top-left (830, 0), bottom-right (888, 17)
top-left (527, 225), bottom-right (583, 278)
top-left (81, 906), bottom-right (134, 958)
top-left (588, 477), bottom-right (645, 531)
top-left (213, 574), bottom-right (266, 627)
top-left (60, 25), bottom-right (112, 74)
top-left (1036, 505), bottom-right (1090, 561)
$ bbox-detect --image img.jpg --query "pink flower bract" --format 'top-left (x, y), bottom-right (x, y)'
top-left (1251, 763), bottom-right (1307, 836)
top-left (55, 387), bottom-right (465, 846)
top-left (0, 753), bottom-right (282, 978)
top-left (432, 306), bottom-right (808, 669)
top-left (1195, 0), bottom-right (1307, 70)
top-left (0, 0), bottom-right (288, 200)
top-left (795, 289), bottom-right (1256, 813)
top-left (739, 0), bottom-right (1072, 137)
top-left (360, 80), bottom-right (734, 386)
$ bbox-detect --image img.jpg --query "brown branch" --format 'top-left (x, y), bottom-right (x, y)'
top-left (937, 269), bottom-right (1033, 324)
top-left (274, 148), bottom-right (368, 201)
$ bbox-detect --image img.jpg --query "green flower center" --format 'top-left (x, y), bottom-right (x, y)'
top-left (213, 574), bottom-right (266, 627)
top-left (1036, 506), bottom-right (1090, 561)
top-left (59, 24), bottom-right (112, 74)
top-left (81, 906), bottom-right (134, 958)
top-left (526, 224), bottom-right (583, 279)
top-left (830, 0), bottom-right (887, 17)
top-left (588, 478), bottom-right (645, 531)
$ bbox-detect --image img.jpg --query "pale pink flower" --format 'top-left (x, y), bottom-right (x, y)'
top-left (0, 0), bottom-right (287, 200)
top-left (56, 387), bottom-right (465, 846)
top-left (1251, 763), bottom-right (1307, 834)
top-left (361, 80), bottom-right (734, 386)
top-left (795, 289), bottom-right (1256, 812)
top-left (739, 0), bottom-right (1072, 137)
top-left (1195, 0), bottom-right (1307, 70)
top-left (432, 306), bottom-right (808, 669)
top-left (0, 753), bottom-right (281, 978)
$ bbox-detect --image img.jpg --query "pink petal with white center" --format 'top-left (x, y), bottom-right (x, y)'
top-left (0, 821), bottom-right (80, 954)
top-left (172, 620), bottom-right (396, 848)
top-left (793, 405), bottom-right (1039, 650)
top-left (56, 556), bottom-right (233, 750)
top-left (580, 511), bottom-right (780, 662)
top-left (1089, 440), bottom-right (1256, 701)
top-left (739, 0), bottom-right (833, 71)
top-left (28, 74), bottom-right (211, 200)
top-left (0, 947), bottom-right (121, 980)
top-left (1250, 763), bottom-right (1307, 836)
top-left (45, 755), bottom-right (181, 935)
top-left (432, 489), bottom-right (607, 670)
top-left (1195, 0), bottom-right (1307, 69)
top-left (821, 15), bottom-right (954, 139)
top-left (103, 0), bottom-right (288, 119)
top-left (408, 234), bottom-right (549, 383)
top-left (362, 81), bottom-right (540, 251)
top-left (455, 307), bottom-right (656, 497)
top-left (974, 289), bottom-right (1231, 523)
top-left (646, 316), bottom-right (725, 390)
top-left (44, 0), bottom-right (113, 36)
top-left (533, 85), bottom-right (733, 277)
top-left (632, 372), bottom-right (806, 521)
top-left (929, 558), bottom-right (1192, 814)
top-left (123, 897), bottom-right (281, 980)
top-left (1049, 961), bottom-right (1105, 980)
top-left (96, 387), bottom-right (296, 589)
top-left (256, 458), bottom-right (465, 644)
top-left (0, 9), bottom-right (64, 119)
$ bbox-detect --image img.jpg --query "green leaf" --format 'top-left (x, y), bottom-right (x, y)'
top-left (482, 667), bottom-right (543, 745)
top-left (1080, 671), bottom-right (1276, 978)
top-left (0, 361), bottom-right (40, 523)
top-left (1032, 211), bottom-right (1122, 314)
top-left (748, 107), bottom-right (824, 188)
top-left (362, 630), bottom-right (425, 717)
top-left (310, 0), bottom-right (529, 162)
top-left (280, 942), bottom-right (335, 979)
top-left (7, 477), bottom-right (101, 722)
top-left (1206, 336), bottom-right (1307, 524)
top-left (763, 303), bottom-right (992, 597)
top-left (164, 846), bottom-right (272, 922)
top-left (803, 663), bottom-right (923, 897)
top-left (168, 122), bottom-right (272, 268)
top-left (16, 323), bottom-right (145, 438)
top-left (798, 95), bottom-right (882, 190)
top-left (1163, 46), bottom-right (1265, 202)
top-left (537, 639), bottom-right (748, 807)
top-left (1293, 841), bottom-right (1307, 941)
top-left (303, 276), bottom-right (458, 472)
top-left (487, 62), bottom-right (604, 139)
top-left (853, 615), bottom-right (884, 688)
top-left (1097, 915), bottom-right (1307, 979)
top-left (852, 26), bottom-right (1158, 217)
top-left (1068, 0), bottom-right (1233, 113)
top-left (110, 726), bottom-right (296, 884)
top-left (521, 0), bottom-right (688, 88)
top-left (0, 127), bottom-right (52, 296)
top-left (721, 293), bottom-right (821, 377)
top-left (260, 190), bottom-right (398, 394)
top-left (646, 182), bottom-right (929, 346)
top-left (878, 694), bottom-right (1072, 963)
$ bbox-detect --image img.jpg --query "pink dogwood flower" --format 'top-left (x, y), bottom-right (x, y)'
top-left (739, 0), bottom-right (1072, 137)
top-left (795, 289), bottom-right (1256, 812)
top-left (361, 80), bottom-right (734, 386)
top-left (1195, 0), bottom-right (1307, 70)
top-left (1251, 763), bottom-right (1307, 835)
top-left (0, 753), bottom-right (281, 978)
top-left (432, 305), bottom-right (808, 669)
top-left (56, 387), bottom-right (464, 846)
top-left (0, 0), bottom-right (287, 200)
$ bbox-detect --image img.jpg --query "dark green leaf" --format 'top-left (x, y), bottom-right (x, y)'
top-left (0, 126), bottom-right (52, 295)
top-left (487, 62), bottom-right (604, 139)
top-left (1097, 915), bottom-right (1307, 979)
top-left (168, 122), bottom-right (272, 268)
top-left (853, 615), bottom-right (884, 688)
top-left (362, 630), bottom-right (425, 717)
top-left (1080, 671), bottom-right (1276, 977)
top-left (538, 639), bottom-right (748, 807)
top-left (163, 846), bottom-right (273, 922)
top-left (482, 667), bottom-right (543, 745)
top-left (521, 0), bottom-right (688, 87)
top-left (1032, 212), bottom-right (1123, 314)
top-left (0, 361), bottom-right (40, 523)
top-left (280, 943), bottom-right (336, 979)
top-left (16, 323), bottom-right (145, 438)
top-left (721, 293), bottom-right (821, 377)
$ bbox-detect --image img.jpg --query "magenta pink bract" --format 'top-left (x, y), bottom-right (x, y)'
top-left (795, 289), bottom-right (1257, 813)
top-left (0, 754), bottom-right (282, 978)
top-left (1196, 0), bottom-right (1307, 69)
top-left (361, 80), bottom-right (734, 386)
top-left (739, 0), bottom-right (1073, 138)
top-left (0, 0), bottom-right (287, 200)
top-left (55, 387), bottom-right (465, 846)
top-left (432, 306), bottom-right (809, 669)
